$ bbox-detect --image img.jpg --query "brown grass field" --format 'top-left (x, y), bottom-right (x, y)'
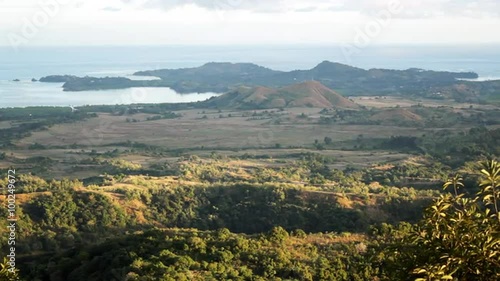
top-left (17, 107), bottom-right (462, 150)
top-left (2, 103), bottom-right (497, 179)
top-left (351, 96), bottom-right (499, 109)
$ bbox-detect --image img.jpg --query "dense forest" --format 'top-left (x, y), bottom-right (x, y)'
top-left (0, 158), bottom-right (498, 280)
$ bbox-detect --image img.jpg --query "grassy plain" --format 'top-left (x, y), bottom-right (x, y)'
top-left (351, 96), bottom-right (499, 109)
top-left (1, 95), bottom-right (498, 180)
top-left (16, 107), bottom-right (476, 149)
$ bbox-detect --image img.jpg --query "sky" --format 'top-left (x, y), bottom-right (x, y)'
top-left (0, 0), bottom-right (499, 46)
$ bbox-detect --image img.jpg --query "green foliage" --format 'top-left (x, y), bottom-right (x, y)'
top-left (0, 258), bottom-right (20, 281)
top-left (362, 161), bottom-right (450, 188)
top-left (16, 174), bottom-right (48, 193)
top-left (0, 184), bottom-right (129, 255)
top-left (145, 112), bottom-right (182, 121)
top-left (107, 159), bottom-right (142, 171)
top-left (145, 183), bottom-right (369, 233)
top-left (3, 160), bottom-right (499, 281)
top-left (479, 160), bottom-right (500, 222)
top-left (420, 127), bottom-right (500, 166)
top-left (24, 228), bottom-right (375, 281)
top-left (381, 161), bottom-right (500, 280)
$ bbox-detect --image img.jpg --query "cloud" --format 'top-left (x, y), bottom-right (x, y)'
top-left (119, 0), bottom-right (337, 13)
top-left (119, 0), bottom-right (263, 11)
top-left (119, 0), bottom-right (500, 18)
top-left (295, 7), bottom-right (318, 13)
top-left (103, 6), bottom-right (122, 12)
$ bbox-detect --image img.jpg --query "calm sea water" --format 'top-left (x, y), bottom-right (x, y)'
top-left (1, 45), bottom-right (499, 108)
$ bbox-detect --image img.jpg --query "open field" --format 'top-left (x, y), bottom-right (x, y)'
top-left (351, 96), bottom-right (500, 109)
top-left (2, 96), bottom-right (499, 180)
top-left (0, 121), bottom-right (13, 129)
top-left (16, 107), bottom-right (478, 150)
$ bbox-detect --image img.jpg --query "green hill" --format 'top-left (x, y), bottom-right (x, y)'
top-left (39, 61), bottom-right (499, 103)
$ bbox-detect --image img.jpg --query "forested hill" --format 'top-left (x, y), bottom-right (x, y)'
top-left (37, 61), bottom-right (500, 103)
top-left (134, 61), bottom-right (479, 94)
top-left (2, 160), bottom-right (499, 280)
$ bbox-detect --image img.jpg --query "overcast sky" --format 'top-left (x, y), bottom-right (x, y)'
top-left (1, 0), bottom-right (499, 46)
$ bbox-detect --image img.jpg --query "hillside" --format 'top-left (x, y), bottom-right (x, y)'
top-left (205, 81), bottom-right (361, 109)
top-left (370, 108), bottom-right (424, 123)
top-left (4, 159), bottom-right (499, 281)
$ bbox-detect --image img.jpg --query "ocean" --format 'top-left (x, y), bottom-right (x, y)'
top-left (1, 45), bottom-right (499, 108)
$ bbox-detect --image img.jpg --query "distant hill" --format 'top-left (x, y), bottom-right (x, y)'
top-left (205, 81), bottom-right (361, 109)
top-left (38, 60), bottom-right (500, 103)
top-left (134, 62), bottom-right (280, 93)
top-left (133, 61), bottom-right (480, 97)
top-left (136, 62), bottom-right (279, 80)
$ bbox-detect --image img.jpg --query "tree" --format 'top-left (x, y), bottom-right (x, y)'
top-left (479, 159), bottom-right (500, 223)
top-left (324, 137), bottom-right (333, 145)
top-left (0, 258), bottom-right (20, 280)
top-left (384, 161), bottom-right (500, 281)
top-left (442, 174), bottom-right (463, 197)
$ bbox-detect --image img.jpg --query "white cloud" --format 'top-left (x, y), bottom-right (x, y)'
top-left (120, 0), bottom-right (500, 18)
top-left (0, 0), bottom-right (499, 46)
